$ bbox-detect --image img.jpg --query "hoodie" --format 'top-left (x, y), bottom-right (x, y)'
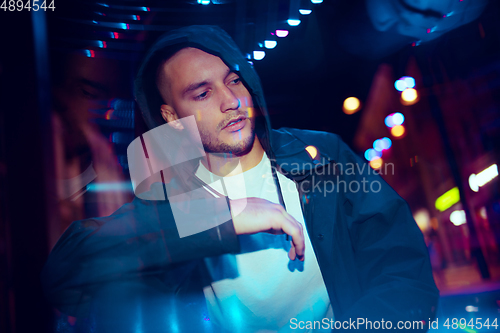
top-left (134, 25), bottom-right (273, 157)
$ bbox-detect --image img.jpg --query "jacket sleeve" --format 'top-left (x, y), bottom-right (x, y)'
top-left (41, 183), bottom-right (239, 317)
top-left (335, 136), bottom-right (439, 331)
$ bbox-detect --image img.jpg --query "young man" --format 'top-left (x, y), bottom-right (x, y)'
top-left (43, 26), bottom-right (438, 332)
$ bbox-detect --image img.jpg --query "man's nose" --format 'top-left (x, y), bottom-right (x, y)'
top-left (221, 87), bottom-right (241, 112)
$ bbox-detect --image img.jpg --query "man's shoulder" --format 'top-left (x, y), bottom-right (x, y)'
top-left (271, 127), bottom-right (344, 161)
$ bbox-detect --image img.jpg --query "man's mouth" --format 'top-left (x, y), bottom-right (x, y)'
top-left (223, 116), bottom-right (246, 131)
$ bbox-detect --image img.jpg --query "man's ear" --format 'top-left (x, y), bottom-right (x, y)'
top-left (160, 104), bottom-right (184, 130)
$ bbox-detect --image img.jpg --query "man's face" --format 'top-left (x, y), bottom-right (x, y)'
top-left (157, 47), bottom-right (256, 156)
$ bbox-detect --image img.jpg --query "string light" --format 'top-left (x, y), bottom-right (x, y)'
top-left (276, 30), bottom-right (289, 38)
top-left (253, 51), bottom-right (266, 60)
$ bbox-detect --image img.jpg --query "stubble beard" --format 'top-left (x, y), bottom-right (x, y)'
top-left (199, 120), bottom-right (256, 156)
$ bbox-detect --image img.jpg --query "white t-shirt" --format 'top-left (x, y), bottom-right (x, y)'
top-left (195, 153), bottom-right (333, 333)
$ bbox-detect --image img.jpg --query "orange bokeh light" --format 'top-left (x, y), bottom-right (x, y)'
top-left (391, 125), bottom-right (405, 138)
top-left (343, 97), bottom-right (361, 115)
top-left (370, 157), bottom-right (383, 169)
top-left (401, 88), bottom-right (419, 106)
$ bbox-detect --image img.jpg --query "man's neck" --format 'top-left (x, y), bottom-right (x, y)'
top-left (201, 138), bottom-right (265, 177)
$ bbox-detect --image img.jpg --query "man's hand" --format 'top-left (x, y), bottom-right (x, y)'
top-left (229, 197), bottom-right (305, 261)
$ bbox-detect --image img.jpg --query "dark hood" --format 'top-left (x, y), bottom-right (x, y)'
top-left (134, 25), bottom-right (274, 156)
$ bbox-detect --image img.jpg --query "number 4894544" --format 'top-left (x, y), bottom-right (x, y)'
top-left (443, 318), bottom-right (498, 330)
top-left (1, 0), bottom-right (56, 11)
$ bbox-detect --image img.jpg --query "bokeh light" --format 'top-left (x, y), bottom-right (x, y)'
top-left (435, 187), bottom-right (460, 212)
top-left (394, 80), bottom-right (407, 92)
top-left (413, 209), bottom-right (430, 232)
top-left (370, 157), bottom-right (383, 169)
top-left (385, 113), bottom-right (395, 127)
top-left (373, 137), bottom-right (392, 151)
top-left (276, 30), bottom-right (289, 38)
top-left (373, 139), bottom-right (383, 152)
top-left (392, 112), bottom-right (405, 126)
top-left (287, 19), bottom-right (301, 26)
top-left (305, 145), bottom-right (318, 159)
top-left (253, 50), bottom-right (265, 60)
top-left (264, 40), bottom-right (277, 49)
top-left (391, 125), bottom-right (405, 138)
top-left (394, 76), bottom-right (415, 92)
top-left (469, 164), bottom-right (499, 192)
top-left (381, 137), bottom-right (392, 149)
top-left (403, 76), bottom-right (416, 88)
top-left (450, 210), bottom-right (466, 226)
top-left (401, 88), bottom-right (418, 105)
top-left (364, 148), bottom-right (382, 161)
top-left (343, 97), bottom-right (361, 114)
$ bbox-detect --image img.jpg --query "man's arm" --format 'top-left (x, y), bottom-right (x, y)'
top-left (42, 183), bottom-right (306, 317)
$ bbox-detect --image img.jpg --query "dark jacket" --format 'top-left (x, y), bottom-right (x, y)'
top-left (41, 25), bottom-right (438, 332)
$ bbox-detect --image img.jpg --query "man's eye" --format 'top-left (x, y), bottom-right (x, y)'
top-left (231, 78), bottom-right (241, 84)
top-left (195, 91), bottom-right (209, 100)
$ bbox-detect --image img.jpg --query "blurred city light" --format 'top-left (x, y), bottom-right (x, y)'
top-left (480, 207), bottom-right (487, 219)
top-left (414, 209), bottom-right (430, 232)
top-left (469, 164), bottom-right (498, 192)
top-left (395, 80), bottom-right (407, 92)
top-left (369, 157), bottom-right (383, 169)
top-left (435, 187), bottom-right (460, 212)
top-left (311, 0), bottom-right (323, 3)
top-left (364, 148), bottom-right (382, 161)
top-left (276, 29), bottom-right (289, 37)
top-left (373, 137), bottom-right (392, 152)
top-left (450, 210), bottom-right (466, 226)
top-left (390, 125), bottom-right (405, 138)
top-left (287, 19), bottom-right (301, 26)
top-left (373, 139), bottom-right (383, 152)
top-left (392, 112), bottom-right (405, 126)
top-left (343, 97), bottom-right (361, 114)
top-left (253, 51), bottom-right (266, 60)
top-left (87, 182), bottom-right (133, 192)
top-left (465, 305), bottom-right (479, 312)
top-left (385, 114), bottom-right (395, 127)
top-left (469, 174), bottom-right (479, 192)
top-left (305, 145), bottom-right (318, 159)
top-left (381, 137), bottom-right (392, 149)
top-left (299, 9), bottom-right (312, 15)
top-left (197, 0), bottom-right (210, 4)
top-left (384, 113), bottom-right (404, 128)
top-left (394, 76), bottom-right (416, 92)
top-left (264, 40), bottom-right (277, 49)
top-left (403, 76), bottom-right (416, 88)
top-left (401, 88), bottom-right (419, 105)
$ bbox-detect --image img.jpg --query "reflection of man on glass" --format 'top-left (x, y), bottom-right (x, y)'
top-left (43, 26), bottom-right (438, 332)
